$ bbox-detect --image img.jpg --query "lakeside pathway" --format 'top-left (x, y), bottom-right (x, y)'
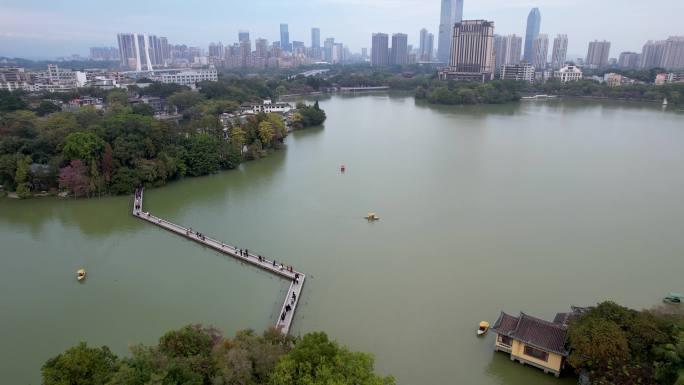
top-left (132, 188), bottom-right (305, 335)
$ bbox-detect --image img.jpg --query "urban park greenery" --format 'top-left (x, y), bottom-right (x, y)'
top-left (41, 325), bottom-right (395, 385)
top-left (0, 78), bottom-right (326, 198)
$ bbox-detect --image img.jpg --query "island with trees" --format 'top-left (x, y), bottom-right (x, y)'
top-left (0, 77), bottom-right (326, 199)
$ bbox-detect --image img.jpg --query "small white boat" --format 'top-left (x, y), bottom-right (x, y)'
top-left (663, 98), bottom-right (669, 106)
top-left (76, 268), bottom-right (86, 281)
top-left (365, 212), bottom-right (380, 221)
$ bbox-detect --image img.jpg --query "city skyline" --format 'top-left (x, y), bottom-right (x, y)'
top-left (1, 0), bottom-right (683, 60)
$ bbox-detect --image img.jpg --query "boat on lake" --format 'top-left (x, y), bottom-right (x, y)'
top-left (365, 212), bottom-right (380, 221)
top-left (477, 321), bottom-right (490, 336)
top-left (663, 292), bottom-right (682, 304)
top-left (76, 268), bottom-right (86, 281)
top-left (521, 95), bottom-right (558, 100)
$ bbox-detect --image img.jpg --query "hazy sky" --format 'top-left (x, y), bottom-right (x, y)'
top-left (1, 0), bottom-right (682, 60)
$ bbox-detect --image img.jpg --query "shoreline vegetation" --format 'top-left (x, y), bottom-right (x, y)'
top-left (0, 76), bottom-right (326, 200)
top-left (566, 302), bottom-right (684, 385)
top-left (41, 325), bottom-right (395, 385)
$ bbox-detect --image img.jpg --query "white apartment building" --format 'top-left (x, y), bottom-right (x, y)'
top-left (500, 64), bottom-right (535, 82)
top-left (158, 69), bottom-right (218, 86)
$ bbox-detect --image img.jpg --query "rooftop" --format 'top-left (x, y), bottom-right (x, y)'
top-left (492, 311), bottom-right (572, 356)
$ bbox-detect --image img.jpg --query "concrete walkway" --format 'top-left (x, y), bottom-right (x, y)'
top-left (132, 188), bottom-right (305, 334)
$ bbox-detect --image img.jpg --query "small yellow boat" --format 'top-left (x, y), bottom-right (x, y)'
top-left (365, 212), bottom-right (380, 221)
top-left (477, 321), bottom-right (489, 336)
top-left (76, 268), bottom-right (86, 281)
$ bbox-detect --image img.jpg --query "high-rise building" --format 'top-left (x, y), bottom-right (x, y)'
top-left (532, 34), bottom-right (549, 70)
top-left (238, 30), bottom-right (250, 43)
top-left (255, 38), bottom-right (269, 59)
top-left (662, 36), bottom-right (684, 69)
top-left (208, 42), bottom-right (224, 59)
top-left (523, 8), bottom-right (541, 63)
top-left (239, 40), bottom-right (251, 67)
top-left (419, 28), bottom-right (435, 61)
top-left (390, 33), bottom-right (409, 65)
top-left (551, 34), bottom-right (568, 69)
top-left (585, 40), bottom-right (611, 69)
top-left (640, 40), bottom-right (666, 69)
top-left (618, 52), bottom-right (640, 68)
top-left (438, 20), bottom-right (495, 82)
top-left (332, 43), bottom-right (344, 64)
top-left (323, 38), bottom-right (335, 63)
top-left (361, 48), bottom-right (368, 59)
top-left (494, 34), bottom-right (522, 69)
top-left (311, 28), bottom-right (321, 49)
top-left (437, 0), bottom-right (464, 63)
top-left (160, 37), bottom-right (170, 64)
top-left (371, 33), bottom-right (390, 66)
top-left (117, 33), bottom-right (157, 71)
top-left (89, 47), bottom-right (119, 61)
top-left (280, 24), bottom-right (290, 52)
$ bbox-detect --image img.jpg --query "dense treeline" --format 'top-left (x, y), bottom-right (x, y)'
top-left (0, 77), bottom-right (326, 198)
top-left (415, 80), bottom-right (523, 105)
top-left (567, 301), bottom-right (684, 385)
top-left (41, 325), bottom-right (395, 385)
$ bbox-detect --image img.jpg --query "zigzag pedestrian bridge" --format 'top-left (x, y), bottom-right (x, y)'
top-left (132, 188), bottom-right (305, 334)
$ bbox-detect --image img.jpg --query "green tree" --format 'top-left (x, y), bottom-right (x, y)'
top-left (15, 155), bottom-right (32, 198)
top-left (269, 332), bottom-right (395, 385)
top-left (0, 90), bottom-right (29, 112)
top-left (230, 127), bottom-right (246, 152)
top-left (258, 121), bottom-right (275, 147)
top-left (63, 132), bottom-right (106, 162)
top-left (41, 342), bottom-right (118, 385)
top-left (167, 90), bottom-right (206, 113)
top-left (109, 167), bottom-right (140, 195)
top-left (184, 134), bottom-right (220, 176)
top-left (35, 100), bottom-right (62, 116)
top-left (106, 89), bottom-right (130, 107)
top-left (568, 315), bottom-right (630, 370)
top-left (131, 103), bottom-right (155, 116)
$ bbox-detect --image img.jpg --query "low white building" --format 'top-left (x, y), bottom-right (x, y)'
top-left (500, 64), bottom-right (535, 82)
top-left (158, 68), bottom-right (218, 86)
top-left (240, 99), bottom-right (292, 114)
top-left (554, 65), bottom-right (583, 83)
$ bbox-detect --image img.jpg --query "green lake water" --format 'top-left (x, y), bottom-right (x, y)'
top-left (1, 94), bottom-right (683, 385)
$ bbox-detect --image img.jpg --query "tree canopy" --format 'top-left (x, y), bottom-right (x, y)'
top-left (41, 325), bottom-right (394, 385)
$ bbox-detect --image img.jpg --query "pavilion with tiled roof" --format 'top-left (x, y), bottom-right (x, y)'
top-left (491, 309), bottom-right (578, 377)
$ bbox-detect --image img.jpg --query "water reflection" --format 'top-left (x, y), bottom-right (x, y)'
top-left (485, 351), bottom-right (576, 385)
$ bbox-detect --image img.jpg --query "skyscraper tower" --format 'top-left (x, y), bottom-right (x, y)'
top-left (523, 8), bottom-right (541, 63)
top-left (390, 33), bottom-right (409, 65)
top-left (311, 28), bottom-right (321, 49)
top-left (371, 33), bottom-right (389, 66)
top-left (438, 20), bottom-right (495, 82)
top-left (437, 0), bottom-right (464, 63)
top-left (585, 40), bottom-right (611, 69)
top-left (238, 30), bottom-right (250, 43)
top-left (419, 28), bottom-right (434, 61)
top-left (532, 34), bottom-right (549, 70)
top-left (551, 34), bottom-right (568, 69)
top-left (280, 24), bottom-right (290, 52)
